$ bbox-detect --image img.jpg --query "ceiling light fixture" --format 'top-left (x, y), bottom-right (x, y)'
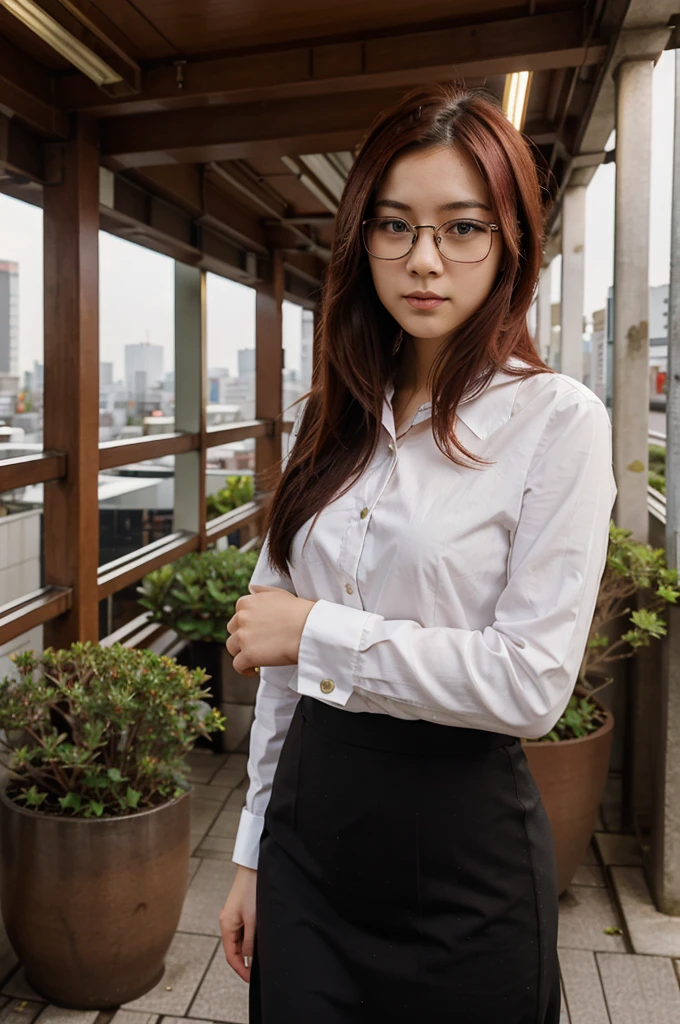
top-left (502, 71), bottom-right (533, 131)
top-left (1, 0), bottom-right (123, 87)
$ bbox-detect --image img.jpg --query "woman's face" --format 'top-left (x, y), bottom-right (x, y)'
top-left (366, 144), bottom-right (504, 343)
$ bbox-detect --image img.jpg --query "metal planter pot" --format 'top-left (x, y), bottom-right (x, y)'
top-left (522, 697), bottom-right (614, 895)
top-left (0, 784), bottom-right (192, 1009)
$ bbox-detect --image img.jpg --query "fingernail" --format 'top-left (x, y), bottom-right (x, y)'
top-left (243, 956), bottom-right (250, 968)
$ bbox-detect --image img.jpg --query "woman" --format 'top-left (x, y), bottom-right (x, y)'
top-left (219, 82), bottom-right (616, 1023)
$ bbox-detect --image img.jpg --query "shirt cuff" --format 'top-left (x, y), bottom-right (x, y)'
top-left (232, 807), bottom-right (265, 870)
top-left (296, 598), bottom-right (379, 706)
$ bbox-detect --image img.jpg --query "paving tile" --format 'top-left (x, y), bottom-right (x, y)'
top-left (559, 949), bottom-right (609, 1024)
top-left (558, 884), bottom-right (627, 952)
top-left (178, 858), bottom-right (238, 937)
top-left (190, 797), bottom-right (222, 845)
top-left (572, 864), bottom-right (607, 887)
top-left (595, 833), bottom-right (643, 866)
top-left (121, 933), bottom-right (218, 1016)
top-left (2, 967), bottom-right (43, 1001)
top-left (223, 789), bottom-right (247, 812)
top-left (611, 866), bottom-right (680, 956)
top-left (108, 1012), bottom-right (158, 1024)
top-left (580, 840), bottom-right (599, 866)
top-left (185, 753), bottom-right (228, 786)
top-left (223, 754), bottom-right (248, 772)
top-left (162, 1019), bottom-right (214, 1024)
top-left (559, 977), bottom-right (569, 1023)
top-left (189, 783), bottom-right (232, 803)
top-left (208, 809), bottom-right (242, 839)
top-left (0, 1000), bottom-right (47, 1024)
top-left (188, 857), bottom-right (202, 883)
top-left (194, 836), bottom-right (235, 861)
top-left (597, 952), bottom-right (680, 1023)
top-left (209, 768), bottom-right (246, 790)
top-left (187, 944), bottom-right (248, 1024)
top-left (34, 1008), bottom-right (98, 1024)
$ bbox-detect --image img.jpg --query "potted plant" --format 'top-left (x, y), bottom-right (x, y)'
top-left (0, 641), bottom-right (224, 1009)
top-left (522, 521), bottom-right (680, 893)
top-left (206, 474), bottom-right (254, 521)
top-left (137, 545), bottom-right (260, 753)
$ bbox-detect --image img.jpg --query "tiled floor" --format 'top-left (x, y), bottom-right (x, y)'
top-left (2, 758), bottom-right (680, 1023)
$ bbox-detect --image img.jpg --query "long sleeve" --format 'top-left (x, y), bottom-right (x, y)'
top-left (232, 403), bottom-right (306, 870)
top-left (295, 391), bottom-right (616, 740)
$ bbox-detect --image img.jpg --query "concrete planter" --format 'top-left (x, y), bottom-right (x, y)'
top-left (184, 641), bottom-right (259, 753)
top-left (522, 694), bottom-right (614, 895)
top-left (0, 785), bottom-right (191, 1009)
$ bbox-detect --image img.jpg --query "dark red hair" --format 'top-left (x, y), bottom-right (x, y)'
top-left (261, 81), bottom-right (553, 577)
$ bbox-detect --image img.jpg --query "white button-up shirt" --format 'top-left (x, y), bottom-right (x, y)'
top-left (232, 356), bottom-right (617, 869)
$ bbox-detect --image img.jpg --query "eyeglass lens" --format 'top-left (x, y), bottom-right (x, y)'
top-left (363, 218), bottom-right (494, 262)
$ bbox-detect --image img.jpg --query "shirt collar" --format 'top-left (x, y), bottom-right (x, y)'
top-left (384, 355), bottom-right (533, 441)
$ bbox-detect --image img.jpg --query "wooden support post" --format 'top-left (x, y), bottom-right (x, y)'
top-left (43, 117), bottom-right (100, 647)
top-left (255, 251), bottom-right (284, 495)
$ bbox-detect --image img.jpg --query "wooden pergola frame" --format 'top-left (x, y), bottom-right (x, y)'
top-left (0, 0), bottom-right (675, 651)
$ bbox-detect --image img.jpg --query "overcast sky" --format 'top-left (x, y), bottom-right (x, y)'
top-left (0, 47), bottom-right (676, 378)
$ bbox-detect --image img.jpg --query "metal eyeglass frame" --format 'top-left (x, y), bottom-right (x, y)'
top-left (361, 216), bottom-right (500, 263)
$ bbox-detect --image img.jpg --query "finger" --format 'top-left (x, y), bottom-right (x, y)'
top-left (242, 916), bottom-right (256, 962)
top-left (225, 635), bottom-right (239, 657)
top-left (222, 928), bottom-right (251, 984)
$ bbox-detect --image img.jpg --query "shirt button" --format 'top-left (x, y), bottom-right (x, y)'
top-left (387, 441), bottom-right (395, 451)
top-left (345, 583), bottom-right (354, 594)
top-left (360, 507), bottom-right (369, 519)
top-left (320, 678), bottom-right (335, 694)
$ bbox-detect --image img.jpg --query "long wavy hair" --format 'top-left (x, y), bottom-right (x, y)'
top-left (261, 81), bottom-right (554, 577)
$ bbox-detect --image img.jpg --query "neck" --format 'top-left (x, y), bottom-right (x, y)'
top-left (394, 333), bottom-right (448, 394)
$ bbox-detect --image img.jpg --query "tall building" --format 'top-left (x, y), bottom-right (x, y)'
top-left (300, 308), bottom-right (314, 387)
top-left (124, 342), bottom-right (164, 400)
top-left (0, 261), bottom-right (19, 377)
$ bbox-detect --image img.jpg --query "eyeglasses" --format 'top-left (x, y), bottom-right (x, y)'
top-left (361, 216), bottom-right (499, 263)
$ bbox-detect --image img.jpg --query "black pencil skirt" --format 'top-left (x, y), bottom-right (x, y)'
top-left (249, 695), bottom-right (561, 1023)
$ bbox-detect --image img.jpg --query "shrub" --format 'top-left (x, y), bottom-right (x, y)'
top-left (138, 545), bottom-right (259, 644)
top-left (0, 642), bottom-right (225, 817)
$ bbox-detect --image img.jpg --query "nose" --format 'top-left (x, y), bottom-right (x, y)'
top-left (404, 227), bottom-right (444, 276)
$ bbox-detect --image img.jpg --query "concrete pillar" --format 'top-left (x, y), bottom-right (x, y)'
top-left (560, 185), bottom-right (587, 381)
top-left (650, 46), bottom-right (680, 915)
top-left (536, 263), bottom-right (552, 364)
top-left (174, 263), bottom-right (207, 539)
top-left (612, 58), bottom-right (653, 544)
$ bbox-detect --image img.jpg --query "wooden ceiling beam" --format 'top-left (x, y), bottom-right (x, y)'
top-left (99, 87), bottom-right (408, 167)
top-left (0, 35), bottom-right (69, 137)
top-left (56, 10), bottom-right (605, 117)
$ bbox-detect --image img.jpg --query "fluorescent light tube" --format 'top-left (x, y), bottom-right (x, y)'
top-left (1, 0), bottom-right (123, 87)
top-left (503, 71), bottom-right (532, 131)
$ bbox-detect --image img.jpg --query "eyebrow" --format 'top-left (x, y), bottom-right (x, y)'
top-left (373, 198), bottom-right (491, 213)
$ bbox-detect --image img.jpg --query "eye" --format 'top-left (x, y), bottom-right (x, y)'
top-left (378, 219), bottom-right (410, 234)
top-left (444, 220), bottom-right (482, 237)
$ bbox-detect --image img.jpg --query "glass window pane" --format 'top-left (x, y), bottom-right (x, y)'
top-left (0, 622), bottom-right (43, 681)
top-left (99, 234), bottom-right (175, 441)
top-left (206, 444), bottom-right (255, 546)
top-left (0, 485), bottom-right (43, 607)
top-left (206, 273), bottom-right (256, 420)
top-left (0, 194), bottom-right (44, 450)
top-left (99, 455), bottom-right (175, 566)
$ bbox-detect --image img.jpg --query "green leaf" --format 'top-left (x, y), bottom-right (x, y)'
top-left (58, 791), bottom-right (82, 812)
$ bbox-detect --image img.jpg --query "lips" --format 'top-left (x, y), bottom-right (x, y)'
top-left (404, 293), bottom-right (447, 310)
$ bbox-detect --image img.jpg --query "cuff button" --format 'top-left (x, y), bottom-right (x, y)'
top-left (320, 678), bottom-right (335, 694)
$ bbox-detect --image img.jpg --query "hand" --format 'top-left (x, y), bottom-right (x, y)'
top-left (225, 584), bottom-right (316, 676)
top-left (219, 864), bottom-right (257, 982)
